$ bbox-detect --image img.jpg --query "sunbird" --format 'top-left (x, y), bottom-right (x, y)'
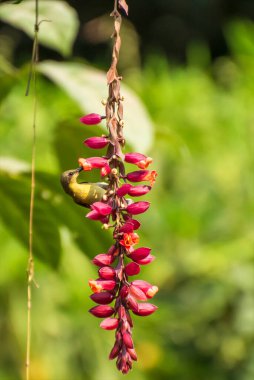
top-left (60, 168), bottom-right (108, 208)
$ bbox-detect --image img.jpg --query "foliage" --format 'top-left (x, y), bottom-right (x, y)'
top-left (0, 0), bottom-right (79, 56)
top-left (0, 1), bottom-right (254, 379)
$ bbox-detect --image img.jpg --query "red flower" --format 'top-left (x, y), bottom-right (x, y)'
top-left (128, 185), bottom-right (151, 197)
top-left (89, 305), bottom-right (115, 318)
top-left (119, 232), bottom-right (139, 249)
top-left (120, 218), bottom-right (140, 232)
top-left (84, 137), bottom-right (109, 149)
top-left (98, 266), bottom-right (116, 280)
top-left (90, 292), bottom-right (114, 305)
top-left (124, 218), bottom-right (141, 230)
top-left (123, 332), bottom-right (134, 348)
top-left (80, 113), bottom-right (104, 125)
top-left (129, 284), bottom-right (147, 300)
top-left (131, 280), bottom-right (159, 298)
top-left (86, 210), bottom-right (109, 223)
top-left (89, 279), bottom-right (116, 293)
top-left (101, 163), bottom-right (111, 177)
top-left (109, 341), bottom-right (121, 359)
top-left (134, 254), bottom-right (155, 265)
top-left (92, 202), bottom-right (112, 216)
top-left (119, 221), bottom-right (134, 233)
top-left (78, 157), bottom-right (108, 171)
top-left (100, 318), bottom-right (119, 330)
top-left (132, 303), bottom-right (158, 316)
top-left (125, 152), bottom-right (153, 169)
top-left (126, 201), bottom-right (150, 215)
top-left (129, 247), bottom-right (151, 261)
top-left (125, 262), bottom-right (140, 276)
top-left (116, 183), bottom-right (132, 197)
top-left (126, 170), bottom-right (157, 186)
top-left (92, 253), bottom-right (115, 267)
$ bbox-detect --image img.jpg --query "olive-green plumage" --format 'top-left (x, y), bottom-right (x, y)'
top-left (60, 168), bottom-right (108, 208)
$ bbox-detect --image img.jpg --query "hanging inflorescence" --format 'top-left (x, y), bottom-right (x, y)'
top-left (78, 1), bottom-right (158, 374)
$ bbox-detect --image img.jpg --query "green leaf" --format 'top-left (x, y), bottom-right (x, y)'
top-left (39, 61), bottom-right (154, 152)
top-left (0, 170), bottom-right (61, 268)
top-left (0, 1), bottom-right (24, 3)
top-left (225, 21), bottom-right (254, 57)
top-left (0, 0), bottom-right (79, 56)
top-left (0, 160), bottom-right (112, 268)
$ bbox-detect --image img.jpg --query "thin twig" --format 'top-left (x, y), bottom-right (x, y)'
top-left (26, 0), bottom-right (39, 379)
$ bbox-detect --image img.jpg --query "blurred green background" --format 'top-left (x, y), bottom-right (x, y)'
top-left (0, 1), bottom-right (254, 379)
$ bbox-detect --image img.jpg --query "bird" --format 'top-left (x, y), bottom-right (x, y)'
top-left (60, 168), bottom-right (108, 208)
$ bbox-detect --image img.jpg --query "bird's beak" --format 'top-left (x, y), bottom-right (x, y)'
top-left (75, 167), bottom-right (83, 173)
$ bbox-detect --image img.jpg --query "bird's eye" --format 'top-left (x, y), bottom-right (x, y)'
top-left (68, 172), bottom-right (73, 176)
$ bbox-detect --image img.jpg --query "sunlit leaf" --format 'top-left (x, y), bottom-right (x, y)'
top-left (39, 61), bottom-right (154, 152)
top-left (0, 0), bottom-right (79, 56)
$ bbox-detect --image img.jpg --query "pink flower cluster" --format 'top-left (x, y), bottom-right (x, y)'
top-left (79, 113), bottom-right (158, 373)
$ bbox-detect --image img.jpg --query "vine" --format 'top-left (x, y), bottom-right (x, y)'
top-left (61, 0), bottom-right (158, 373)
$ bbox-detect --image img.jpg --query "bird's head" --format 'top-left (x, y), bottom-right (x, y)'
top-left (60, 167), bottom-right (82, 193)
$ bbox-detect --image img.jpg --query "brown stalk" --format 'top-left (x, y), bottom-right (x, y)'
top-left (25, 0), bottom-right (40, 379)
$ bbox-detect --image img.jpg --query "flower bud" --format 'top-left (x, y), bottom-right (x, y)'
top-left (79, 157), bottom-right (109, 171)
top-left (123, 218), bottom-right (141, 230)
top-left (126, 170), bottom-right (157, 186)
top-left (124, 152), bottom-right (153, 169)
top-left (120, 285), bottom-right (129, 299)
top-left (131, 280), bottom-right (159, 298)
top-left (128, 185), bottom-right (151, 197)
top-left (119, 222), bottom-right (134, 234)
top-left (86, 210), bottom-right (104, 221)
top-left (116, 183), bottom-right (132, 197)
top-left (129, 247), bottom-right (151, 261)
top-left (128, 348), bottom-right (137, 361)
top-left (133, 303), bottom-right (158, 317)
top-left (84, 137), bottom-right (109, 149)
top-left (126, 201), bottom-right (150, 215)
top-left (92, 253), bottom-right (114, 267)
top-left (80, 113), bottom-right (104, 125)
top-left (89, 305), bottom-right (115, 318)
top-left (92, 202), bottom-right (112, 216)
top-left (134, 254), bottom-right (155, 265)
top-left (129, 284), bottom-right (147, 301)
top-left (125, 262), bottom-right (140, 276)
top-left (90, 292), bottom-right (114, 304)
top-left (118, 305), bottom-right (126, 319)
top-left (133, 303), bottom-right (158, 316)
top-left (89, 279), bottom-right (116, 293)
top-left (100, 318), bottom-right (119, 330)
top-left (131, 280), bottom-right (152, 292)
top-left (126, 309), bottom-right (133, 327)
top-left (98, 266), bottom-right (116, 280)
top-left (109, 341), bottom-right (121, 359)
top-left (123, 332), bottom-right (133, 348)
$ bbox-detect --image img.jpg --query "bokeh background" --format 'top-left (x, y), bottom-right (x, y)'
top-left (0, 1), bottom-right (254, 379)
